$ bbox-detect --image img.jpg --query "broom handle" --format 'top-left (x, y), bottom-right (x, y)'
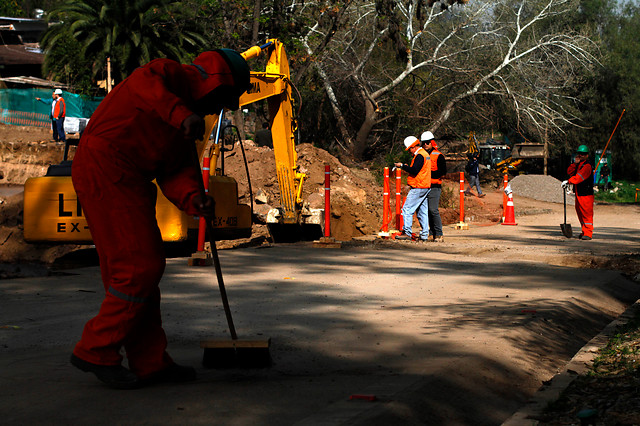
top-left (188, 115), bottom-right (239, 341)
top-left (207, 225), bottom-right (239, 340)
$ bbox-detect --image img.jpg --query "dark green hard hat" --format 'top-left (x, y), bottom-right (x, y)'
top-left (576, 145), bottom-right (589, 153)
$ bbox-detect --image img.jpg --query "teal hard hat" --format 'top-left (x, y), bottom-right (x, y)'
top-left (576, 145), bottom-right (589, 153)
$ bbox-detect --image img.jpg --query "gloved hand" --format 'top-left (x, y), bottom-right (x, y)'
top-left (561, 180), bottom-right (569, 189)
top-left (181, 114), bottom-right (205, 141)
top-left (192, 194), bottom-right (215, 218)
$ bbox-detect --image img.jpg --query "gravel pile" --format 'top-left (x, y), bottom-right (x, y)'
top-left (509, 174), bottom-right (575, 205)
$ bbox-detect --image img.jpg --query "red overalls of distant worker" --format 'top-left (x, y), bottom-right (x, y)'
top-left (566, 145), bottom-right (594, 239)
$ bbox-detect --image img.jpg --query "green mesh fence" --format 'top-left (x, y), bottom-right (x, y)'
top-left (0, 88), bottom-right (103, 128)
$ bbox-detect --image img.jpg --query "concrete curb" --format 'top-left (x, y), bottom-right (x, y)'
top-left (502, 298), bottom-right (640, 425)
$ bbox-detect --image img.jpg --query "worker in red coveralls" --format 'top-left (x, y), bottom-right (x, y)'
top-left (562, 144), bottom-right (594, 240)
top-left (70, 49), bottom-right (251, 389)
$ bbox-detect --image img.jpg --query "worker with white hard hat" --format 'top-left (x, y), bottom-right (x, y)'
top-left (420, 131), bottom-right (446, 242)
top-left (394, 135), bottom-right (431, 241)
top-left (35, 88), bottom-right (66, 143)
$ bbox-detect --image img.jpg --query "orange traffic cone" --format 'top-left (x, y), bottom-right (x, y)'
top-left (502, 191), bottom-right (517, 226)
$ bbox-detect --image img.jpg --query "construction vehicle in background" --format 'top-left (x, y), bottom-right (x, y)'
top-left (23, 39), bottom-right (322, 245)
top-left (467, 131), bottom-right (544, 175)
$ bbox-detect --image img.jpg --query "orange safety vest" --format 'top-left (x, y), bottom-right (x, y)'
top-left (54, 97), bottom-right (66, 119)
top-left (430, 149), bottom-right (442, 185)
top-left (407, 148), bottom-right (431, 189)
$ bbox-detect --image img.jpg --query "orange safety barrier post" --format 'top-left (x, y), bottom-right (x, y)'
top-left (395, 167), bottom-right (403, 232)
top-left (455, 171), bottom-right (469, 230)
top-left (502, 174), bottom-right (508, 222)
top-left (378, 167), bottom-right (393, 237)
top-left (636, 188), bottom-right (639, 203)
top-left (382, 167), bottom-right (390, 233)
top-left (502, 184), bottom-right (517, 226)
top-left (314, 165), bottom-right (342, 247)
top-left (324, 164), bottom-right (331, 237)
top-left (189, 156), bottom-right (213, 266)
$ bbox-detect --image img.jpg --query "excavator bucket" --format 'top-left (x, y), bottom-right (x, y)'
top-left (266, 207), bottom-right (323, 243)
top-left (511, 143), bottom-right (545, 159)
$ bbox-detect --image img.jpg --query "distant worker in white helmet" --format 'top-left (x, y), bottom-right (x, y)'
top-left (420, 131), bottom-right (447, 242)
top-left (394, 136), bottom-right (431, 241)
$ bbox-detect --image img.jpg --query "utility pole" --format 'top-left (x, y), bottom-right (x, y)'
top-left (107, 57), bottom-right (112, 93)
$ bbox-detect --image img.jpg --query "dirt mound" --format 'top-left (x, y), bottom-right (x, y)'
top-left (221, 140), bottom-right (384, 241)
top-left (1, 123), bottom-right (502, 265)
top-left (510, 174), bottom-right (575, 205)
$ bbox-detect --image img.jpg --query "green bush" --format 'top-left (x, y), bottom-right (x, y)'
top-left (594, 180), bottom-right (640, 203)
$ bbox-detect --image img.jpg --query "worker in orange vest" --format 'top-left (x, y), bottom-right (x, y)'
top-left (394, 136), bottom-right (431, 241)
top-left (562, 144), bottom-right (594, 240)
top-left (420, 131), bottom-right (447, 242)
top-left (52, 88), bottom-right (66, 143)
top-left (70, 49), bottom-right (251, 389)
top-left (35, 88), bottom-right (66, 142)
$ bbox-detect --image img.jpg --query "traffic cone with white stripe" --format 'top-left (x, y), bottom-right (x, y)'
top-left (502, 184), bottom-right (517, 226)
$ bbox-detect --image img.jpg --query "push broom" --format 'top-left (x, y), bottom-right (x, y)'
top-left (199, 225), bottom-right (271, 368)
top-left (190, 114), bottom-right (271, 368)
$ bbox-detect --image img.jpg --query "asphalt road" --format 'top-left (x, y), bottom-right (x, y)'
top-left (2, 200), bottom-right (640, 426)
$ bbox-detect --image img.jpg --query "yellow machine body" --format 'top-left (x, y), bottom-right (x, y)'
top-left (22, 174), bottom-right (251, 243)
top-left (23, 38), bottom-right (316, 245)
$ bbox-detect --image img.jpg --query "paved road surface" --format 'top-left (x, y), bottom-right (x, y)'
top-left (1, 197), bottom-right (640, 425)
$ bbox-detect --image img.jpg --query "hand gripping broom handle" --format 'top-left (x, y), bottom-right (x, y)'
top-left (190, 112), bottom-right (238, 341)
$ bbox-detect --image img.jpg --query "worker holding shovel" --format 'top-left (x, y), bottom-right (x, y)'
top-left (562, 145), bottom-right (594, 240)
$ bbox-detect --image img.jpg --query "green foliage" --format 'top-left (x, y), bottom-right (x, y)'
top-left (0, 0), bottom-right (23, 16)
top-left (565, 1), bottom-right (640, 181)
top-left (40, 26), bottom-right (95, 95)
top-left (594, 180), bottom-right (640, 203)
top-left (40, 0), bottom-right (207, 86)
top-left (588, 307), bottom-right (640, 376)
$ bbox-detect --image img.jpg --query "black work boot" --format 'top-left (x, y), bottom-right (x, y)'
top-left (70, 354), bottom-right (140, 389)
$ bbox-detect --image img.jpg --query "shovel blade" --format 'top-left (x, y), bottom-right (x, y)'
top-left (560, 223), bottom-right (573, 238)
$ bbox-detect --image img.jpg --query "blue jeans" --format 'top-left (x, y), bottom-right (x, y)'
top-left (402, 187), bottom-right (430, 239)
top-left (427, 187), bottom-right (443, 237)
top-left (53, 117), bottom-right (66, 142)
top-left (467, 174), bottom-right (482, 195)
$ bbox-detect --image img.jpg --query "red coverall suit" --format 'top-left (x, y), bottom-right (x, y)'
top-left (71, 53), bottom-right (240, 379)
top-left (567, 160), bottom-right (594, 238)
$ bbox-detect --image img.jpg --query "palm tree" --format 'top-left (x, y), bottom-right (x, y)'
top-left (40, 0), bottom-right (206, 86)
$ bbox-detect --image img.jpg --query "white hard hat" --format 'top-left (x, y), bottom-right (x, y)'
top-left (404, 136), bottom-right (419, 151)
top-left (54, 89), bottom-right (63, 95)
top-left (420, 131), bottom-right (434, 142)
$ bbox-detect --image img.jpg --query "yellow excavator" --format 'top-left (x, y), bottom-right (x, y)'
top-left (23, 39), bottom-right (321, 245)
top-left (466, 131), bottom-right (543, 175)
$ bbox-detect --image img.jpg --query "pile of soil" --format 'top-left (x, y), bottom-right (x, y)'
top-left (1, 123), bottom-right (499, 266)
top-left (510, 174), bottom-right (574, 205)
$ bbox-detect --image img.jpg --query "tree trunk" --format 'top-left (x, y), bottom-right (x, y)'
top-left (353, 99), bottom-right (377, 160)
top-left (251, 0), bottom-right (262, 45)
top-left (233, 109), bottom-right (245, 141)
